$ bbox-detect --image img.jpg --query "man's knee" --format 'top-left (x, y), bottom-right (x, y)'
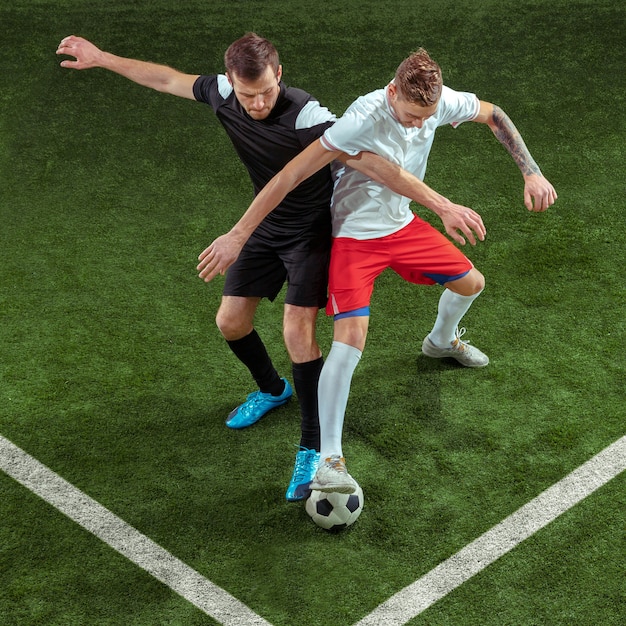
top-left (215, 297), bottom-right (257, 341)
top-left (283, 306), bottom-right (320, 361)
top-left (447, 268), bottom-right (485, 296)
top-left (333, 314), bottom-right (369, 352)
top-left (468, 268), bottom-right (485, 294)
top-left (215, 308), bottom-right (233, 338)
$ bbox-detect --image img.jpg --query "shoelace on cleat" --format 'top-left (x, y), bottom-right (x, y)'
top-left (451, 327), bottom-right (472, 353)
top-left (324, 456), bottom-right (347, 473)
top-left (240, 389), bottom-right (283, 416)
top-left (293, 454), bottom-right (307, 479)
top-left (239, 391), bottom-right (263, 416)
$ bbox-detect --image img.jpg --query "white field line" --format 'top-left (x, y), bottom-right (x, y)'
top-left (354, 435), bottom-right (626, 626)
top-left (2, 435), bottom-right (624, 626)
top-left (0, 435), bottom-right (271, 626)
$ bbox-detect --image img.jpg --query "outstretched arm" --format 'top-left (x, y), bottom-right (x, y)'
top-left (56, 35), bottom-right (199, 99)
top-left (474, 101), bottom-right (557, 211)
top-left (197, 140), bottom-right (487, 283)
top-left (340, 151), bottom-right (485, 246)
top-left (197, 139), bottom-right (336, 282)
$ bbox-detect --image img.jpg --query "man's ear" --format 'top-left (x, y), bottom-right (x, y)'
top-left (276, 65), bottom-right (283, 81)
top-left (225, 72), bottom-right (233, 85)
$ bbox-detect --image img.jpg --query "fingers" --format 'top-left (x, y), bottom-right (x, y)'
top-left (526, 187), bottom-right (548, 211)
top-left (197, 244), bottom-right (230, 282)
top-left (447, 224), bottom-right (481, 247)
top-left (197, 245), bottom-right (211, 262)
top-left (57, 36), bottom-right (79, 68)
top-left (525, 180), bottom-right (558, 212)
top-left (527, 190), bottom-right (556, 212)
top-left (461, 211), bottom-right (486, 246)
top-left (56, 35), bottom-right (89, 68)
top-left (546, 186), bottom-right (558, 209)
top-left (454, 231), bottom-right (468, 246)
top-left (443, 205), bottom-right (486, 247)
top-left (197, 262), bottom-right (220, 283)
top-left (473, 213), bottom-right (487, 241)
top-left (460, 206), bottom-right (486, 238)
top-left (524, 189), bottom-right (533, 211)
top-left (196, 247), bottom-right (219, 282)
top-left (461, 228), bottom-right (475, 246)
top-left (56, 35), bottom-right (78, 56)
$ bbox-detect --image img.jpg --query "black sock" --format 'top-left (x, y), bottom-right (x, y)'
top-left (226, 329), bottom-right (285, 396)
top-left (292, 357), bottom-right (323, 451)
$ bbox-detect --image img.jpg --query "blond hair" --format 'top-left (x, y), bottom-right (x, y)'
top-left (394, 48), bottom-right (442, 105)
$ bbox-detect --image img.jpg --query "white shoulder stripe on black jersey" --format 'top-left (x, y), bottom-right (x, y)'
top-left (295, 100), bottom-right (336, 130)
top-left (217, 74), bottom-right (233, 100)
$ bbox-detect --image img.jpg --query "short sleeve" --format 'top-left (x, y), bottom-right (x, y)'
top-left (437, 86), bottom-right (480, 128)
top-left (192, 74), bottom-right (232, 111)
top-left (321, 104), bottom-right (377, 155)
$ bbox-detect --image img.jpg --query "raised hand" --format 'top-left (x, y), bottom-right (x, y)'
top-left (56, 35), bottom-right (103, 70)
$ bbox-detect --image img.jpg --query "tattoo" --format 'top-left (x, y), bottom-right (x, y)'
top-left (492, 105), bottom-right (541, 176)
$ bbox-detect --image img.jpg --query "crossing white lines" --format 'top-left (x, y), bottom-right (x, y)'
top-left (2, 434), bottom-right (624, 625)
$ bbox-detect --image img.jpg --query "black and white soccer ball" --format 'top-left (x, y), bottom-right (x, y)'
top-left (305, 484), bottom-right (364, 531)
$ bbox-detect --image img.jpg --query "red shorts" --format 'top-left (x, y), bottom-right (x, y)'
top-left (326, 216), bottom-right (473, 316)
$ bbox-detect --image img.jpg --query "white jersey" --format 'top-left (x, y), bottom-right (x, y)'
top-left (321, 85), bottom-right (480, 239)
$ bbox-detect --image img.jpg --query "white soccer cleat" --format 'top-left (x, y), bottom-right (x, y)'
top-left (422, 327), bottom-right (489, 368)
top-left (310, 454), bottom-right (358, 494)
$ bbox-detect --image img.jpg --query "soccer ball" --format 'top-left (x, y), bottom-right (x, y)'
top-left (305, 484), bottom-right (364, 531)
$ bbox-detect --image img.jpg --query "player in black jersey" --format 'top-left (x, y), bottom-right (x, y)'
top-left (57, 32), bottom-right (423, 502)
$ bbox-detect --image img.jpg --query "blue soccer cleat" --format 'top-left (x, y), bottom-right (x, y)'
top-left (286, 447), bottom-right (320, 502)
top-left (226, 378), bottom-right (293, 429)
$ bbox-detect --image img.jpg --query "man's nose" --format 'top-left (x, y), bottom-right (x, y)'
top-left (251, 95), bottom-right (265, 110)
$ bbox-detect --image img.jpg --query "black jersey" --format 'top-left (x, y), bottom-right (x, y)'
top-left (193, 75), bottom-right (336, 233)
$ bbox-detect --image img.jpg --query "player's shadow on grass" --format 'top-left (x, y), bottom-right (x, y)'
top-left (344, 350), bottom-right (444, 458)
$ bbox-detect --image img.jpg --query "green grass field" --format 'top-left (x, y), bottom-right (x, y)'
top-left (1, 1), bottom-right (624, 624)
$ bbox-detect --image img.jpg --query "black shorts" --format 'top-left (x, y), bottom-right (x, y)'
top-left (223, 221), bottom-right (331, 308)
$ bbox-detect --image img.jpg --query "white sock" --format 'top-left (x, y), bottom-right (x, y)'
top-left (428, 288), bottom-right (482, 347)
top-left (317, 341), bottom-right (362, 459)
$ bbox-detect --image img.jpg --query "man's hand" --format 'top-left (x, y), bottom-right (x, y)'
top-left (523, 174), bottom-right (558, 212)
top-left (431, 200), bottom-right (487, 246)
top-left (197, 232), bottom-right (245, 283)
top-left (56, 36), bottom-right (102, 70)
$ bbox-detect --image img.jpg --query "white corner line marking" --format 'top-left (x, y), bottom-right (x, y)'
top-left (3, 435), bottom-right (624, 626)
top-left (0, 435), bottom-right (272, 626)
top-left (354, 435), bottom-right (626, 626)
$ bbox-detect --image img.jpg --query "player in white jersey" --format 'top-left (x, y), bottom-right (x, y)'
top-left (325, 84), bottom-right (480, 240)
top-left (198, 48), bottom-right (557, 494)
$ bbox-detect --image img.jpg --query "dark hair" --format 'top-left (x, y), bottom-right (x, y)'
top-left (394, 48), bottom-right (442, 106)
top-left (224, 32), bottom-right (280, 81)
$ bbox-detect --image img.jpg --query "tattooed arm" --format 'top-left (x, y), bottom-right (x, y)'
top-left (474, 101), bottom-right (557, 211)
